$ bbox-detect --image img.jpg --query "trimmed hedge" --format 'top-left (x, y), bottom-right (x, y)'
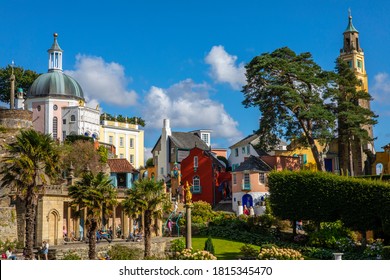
top-left (268, 170), bottom-right (390, 234)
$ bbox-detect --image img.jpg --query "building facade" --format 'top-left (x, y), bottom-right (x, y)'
top-left (100, 119), bottom-right (145, 169)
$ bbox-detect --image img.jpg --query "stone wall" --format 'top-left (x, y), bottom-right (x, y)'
top-left (0, 207), bottom-right (18, 242)
top-left (0, 109), bottom-right (32, 129)
top-left (49, 239), bottom-right (172, 260)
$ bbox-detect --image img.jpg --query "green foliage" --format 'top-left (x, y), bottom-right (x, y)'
top-left (300, 247), bottom-right (334, 260)
top-left (242, 47), bottom-right (336, 171)
top-left (204, 236), bottom-right (215, 255)
top-left (60, 140), bottom-right (105, 177)
top-left (382, 246), bottom-right (390, 260)
top-left (145, 158), bottom-right (154, 168)
top-left (268, 170), bottom-right (390, 235)
top-left (0, 65), bottom-right (40, 104)
top-left (0, 239), bottom-right (18, 252)
top-left (62, 251), bottom-right (82, 260)
top-left (107, 245), bottom-right (142, 260)
top-left (191, 201), bottom-right (215, 224)
top-left (68, 171), bottom-right (117, 260)
top-left (97, 146), bottom-right (108, 163)
top-left (65, 135), bottom-right (94, 143)
top-left (0, 130), bottom-right (61, 260)
top-left (101, 113), bottom-right (145, 127)
top-left (258, 214), bottom-right (276, 228)
top-left (239, 244), bottom-right (258, 259)
top-left (307, 221), bottom-right (354, 249)
top-left (122, 179), bottom-right (171, 258)
top-left (169, 238), bottom-right (185, 255)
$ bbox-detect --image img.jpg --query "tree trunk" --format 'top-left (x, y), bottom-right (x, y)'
top-left (348, 136), bottom-right (354, 177)
top-left (144, 210), bottom-right (152, 258)
top-left (88, 219), bottom-right (98, 260)
top-left (292, 220), bottom-right (297, 235)
top-left (307, 136), bottom-right (325, 172)
top-left (24, 186), bottom-right (38, 260)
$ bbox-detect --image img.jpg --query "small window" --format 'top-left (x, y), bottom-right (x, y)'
top-left (53, 117), bottom-right (58, 139)
top-left (119, 153), bottom-right (124, 159)
top-left (347, 60), bottom-right (353, 68)
top-left (130, 138), bottom-right (134, 148)
top-left (235, 148), bottom-right (239, 157)
top-left (70, 115), bottom-right (76, 122)
top-left (37, 105), bottom-right (41, 111)
top-left (109, 136), bottom-right (113, 144)
top-left (193, 176), bottom-right (201, 193)
top-left (259, 173), bottom-right (265, 184)
top-left (63, 119), bottom-right (66, 124)
top-left (53, 104), bottom-right (58, 111)
top-left (160, 167), bottom-right (164, 176)
top-left (194, 156), bottom-right (198, 168)
top-left (357, 59), bottom-right (362, 69)
top-left (201, 133), bottom-right (209, 145)
top-left (120, 137), bottom-right (124, 147)
top-left (244, 173), bottom-right (250, 185)
top-left (233, 174), bottom-right (237, 185)
top-left (246, 145), bottom-right (250, 154)
top-left (242, 147), bottom-right (245, 154)
top-left (130, 154), bottom-right (134, 164)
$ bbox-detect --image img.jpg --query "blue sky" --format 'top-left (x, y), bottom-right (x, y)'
top-left (1, 0), bottom-right (390, 158)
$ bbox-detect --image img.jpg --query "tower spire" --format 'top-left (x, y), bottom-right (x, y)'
top-left (48, 33), bottom-right (63, 72)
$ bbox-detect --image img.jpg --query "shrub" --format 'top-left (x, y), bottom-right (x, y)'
top-left (382, 246), bottom-right (390, 260)
top-left (300, 247), bottom-right (334, 260)
top-left (258, 246), bottom-right (304, 260)
top-left (363, 239), bottom-right (384, 259)
top-left (170, 238), bottom-right (185, 255)
top-left (204, 236), bottom-right (215, 255)
top-left (239, 244), bottom-right (258, 259)
top-left (175, 248), bottom-right (217, 260)
top-left (307, 221), bottom-right (354, 249)
top-left (192, 201), bottom-right (215, 223)
top-left (258, 214), bottom-right (276, 228)
top-left (62, 251), bottom-right (82, 260)
top-left (107, 245), bottom-right (142, 260)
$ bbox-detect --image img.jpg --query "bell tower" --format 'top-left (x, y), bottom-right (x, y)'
top-left (339, 10), bottom-right (375, 175)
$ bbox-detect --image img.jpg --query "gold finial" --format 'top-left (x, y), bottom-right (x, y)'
top-left (54, 33), bottom-right (58, 38)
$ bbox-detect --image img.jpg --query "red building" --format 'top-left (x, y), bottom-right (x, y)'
top-left (180, 147), bottom-right (231, 206)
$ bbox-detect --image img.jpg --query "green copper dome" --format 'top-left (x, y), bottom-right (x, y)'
top-left (345, 15), bottom-right (358, 33)
top-left (28, 71), bottom-right (84, 100)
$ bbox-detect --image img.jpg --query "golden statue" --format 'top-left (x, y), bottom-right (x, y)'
top-left (184, 181), bottom-right (192, 204)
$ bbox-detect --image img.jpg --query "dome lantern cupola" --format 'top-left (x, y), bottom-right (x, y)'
top-left (48, 33), bottom-right (63, 71)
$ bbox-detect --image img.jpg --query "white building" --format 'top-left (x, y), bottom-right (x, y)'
top-left (228, 134), bottom-right (287, 171)
top-left (25, 33), bottom-right (100, 141)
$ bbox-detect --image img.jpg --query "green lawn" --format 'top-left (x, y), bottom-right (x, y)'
top-left (191, 237), bottom-right (260, 260)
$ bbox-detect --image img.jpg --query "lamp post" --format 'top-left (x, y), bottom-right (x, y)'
top-left (184, 181), bottom-right (192, 249)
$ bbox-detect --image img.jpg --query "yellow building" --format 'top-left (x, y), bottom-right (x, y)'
top-left (280, 140), bottom-right (340, 173)
top-left (100, 119), bottom-right (144, 169)
top-left (372, 144), bottom-right (390, 175)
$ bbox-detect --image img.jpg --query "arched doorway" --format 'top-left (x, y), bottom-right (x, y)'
top-left (242, 194), bottom-right (253, 208)
top-left (376, 163), bottom-right (384, 175)
top-left (47, 209), bottom-right (60, 245)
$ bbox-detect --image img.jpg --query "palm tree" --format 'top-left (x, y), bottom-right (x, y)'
top-left (0, 129), bottom-right (60, 259)
top-left (122, 179), bottom-right (171, 258)
top-left (68, 171), bottom-right (117, 259)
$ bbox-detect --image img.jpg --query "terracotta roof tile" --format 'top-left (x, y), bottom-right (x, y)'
top-left (107, 158), bottom-right (137, 173)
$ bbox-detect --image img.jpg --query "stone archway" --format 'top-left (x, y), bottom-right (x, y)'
top-left (47, 209), bottom-right (61, 245)
top-left (376, 163), bottom-right (384, 175)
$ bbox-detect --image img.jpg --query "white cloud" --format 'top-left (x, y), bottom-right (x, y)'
top-left (143, 79), bottom-right (243, 144)
top-left (372, 72), bottom-right (390, 103)
top-left (205, 45), bottom-right (246, 90)
top-left (65, 55), bottom-right (137, 106)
